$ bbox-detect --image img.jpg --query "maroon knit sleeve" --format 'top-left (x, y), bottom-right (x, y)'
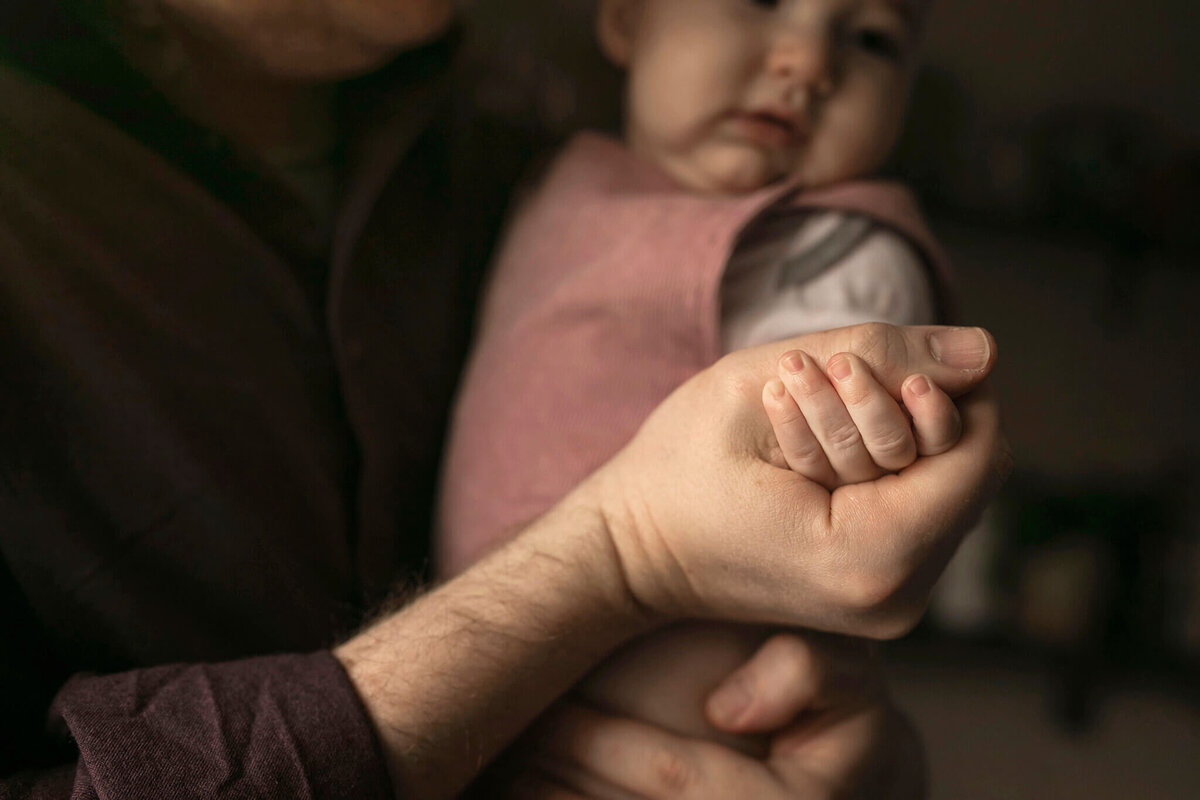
top-left (0, 652), bottom-right (393, 800)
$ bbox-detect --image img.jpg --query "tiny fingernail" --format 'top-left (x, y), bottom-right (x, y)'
top-left (782, 352), bottom-right (805, 374)
top-left (766, 378), bottom-right (786, 399)
top-left (908, 375), bottom-right (932, 397)
top-left (828, 355), bottom-right (852, 383)
top-left (707, 678), bottom-right (753, 727)
top-left (930, 327), bottom-right (990, 371)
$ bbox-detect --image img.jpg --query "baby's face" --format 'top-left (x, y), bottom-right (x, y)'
top-left (601, 0), bottom-right (923, 194)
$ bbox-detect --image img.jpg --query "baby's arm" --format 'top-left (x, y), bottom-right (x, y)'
top-left (763, 348), bottom-right (963, 491)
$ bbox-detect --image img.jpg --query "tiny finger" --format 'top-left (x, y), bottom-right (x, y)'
top-left (902, 374), bottom-right (962, 456)
top-left (826, 353), bottom-right (918, 473)
top-left (779, 350), bottom-right (879, 485)
top-left (763, 378), bottom-right (837, 489)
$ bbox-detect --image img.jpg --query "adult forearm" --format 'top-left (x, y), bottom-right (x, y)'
top-left (2, 506), bottom-right (639, 800)
top-left (339, 323), bottom-right (1006, 798)
top-left (335, 500), bottom-right (652, 800)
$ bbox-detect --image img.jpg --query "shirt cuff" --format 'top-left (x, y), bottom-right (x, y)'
top-left (51, 651), bottom-right (393, 800)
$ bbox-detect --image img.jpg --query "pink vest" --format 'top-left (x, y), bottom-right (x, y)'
top-left (437, 133), bottom-right (951, 573)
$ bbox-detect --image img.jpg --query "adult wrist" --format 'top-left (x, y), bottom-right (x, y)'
top-left (334, 491), bottom-right (659, 799)
top-left (510, 490), bottom-right (663, 643)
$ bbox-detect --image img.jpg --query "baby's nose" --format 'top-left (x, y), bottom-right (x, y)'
top-left (767, 31), bottom-right (834, 95)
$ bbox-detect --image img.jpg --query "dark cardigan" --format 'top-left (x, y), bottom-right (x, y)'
top-left (0, 3), bottom-right (525, 795)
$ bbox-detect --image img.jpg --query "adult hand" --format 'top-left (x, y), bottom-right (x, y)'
top-left (339, 323), bottom-right (1003, 798)
top-left (705, 632), bottom-right (925, 799)
top-left (487, 631), bottom-right (924, 800)
top-left (583, 323), bottom-right (1009, 637)
top-left (125, 0), bottom-right (453, 77)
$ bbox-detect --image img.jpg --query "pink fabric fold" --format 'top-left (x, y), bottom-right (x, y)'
top-left (438, 133), bottom-right (950, 573)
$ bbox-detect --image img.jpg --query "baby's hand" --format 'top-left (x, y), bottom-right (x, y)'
top-left (763, 349), bottom-right (962, 491)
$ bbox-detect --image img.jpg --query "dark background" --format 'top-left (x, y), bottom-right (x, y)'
top-left (460, 1), bottom-right (1200, 796)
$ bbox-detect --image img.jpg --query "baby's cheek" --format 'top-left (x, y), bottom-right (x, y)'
top-left (578, 621), bottom-right (772, 757)
top-left (806, 103), bottom-right (898, 186)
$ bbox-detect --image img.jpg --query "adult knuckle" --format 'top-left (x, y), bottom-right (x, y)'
top-left (847, 322), bottom-right (900, 366)
top-left (838, 567), bottom-right (904, 616)
top-left (844, 607), bottom-right (919, 641)
top-left (717, 365), bottom-right (760, 405)
top-left (648, 746), bottom-right (697, 795)
top-left (856, 586), bottom-right (931, 640)
top-left (879, 602), bottom-right (930, 639)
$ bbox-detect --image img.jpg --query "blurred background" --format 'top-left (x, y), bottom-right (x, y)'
top-left (459, 0), bottom-right (1200, 796)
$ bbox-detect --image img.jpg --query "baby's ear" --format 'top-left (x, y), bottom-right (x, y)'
top-left (596, 0), bottom-right (640, 67)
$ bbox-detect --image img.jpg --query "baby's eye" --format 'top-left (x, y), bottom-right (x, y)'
top-left (854, 29), bottom-right (904, 61)
top-left (748, 0), bottom-right (783, 8)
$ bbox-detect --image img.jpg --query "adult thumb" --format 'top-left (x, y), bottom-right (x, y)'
top-left (767, 323), bottom-right (996, 398)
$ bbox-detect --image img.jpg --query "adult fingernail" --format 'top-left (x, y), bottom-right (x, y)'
top-left (707, 676), bottom-right (753, 727)
top-left (908, 375), bottom-right (932, 397)
top-left (930, 327), bottom-right (990, 371)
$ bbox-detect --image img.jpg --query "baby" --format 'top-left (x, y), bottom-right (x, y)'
top-left (440, 0), bottom-right (961, 758)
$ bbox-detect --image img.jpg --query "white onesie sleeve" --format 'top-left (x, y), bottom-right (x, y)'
top-left (720, 210), bottom-right (937, 355)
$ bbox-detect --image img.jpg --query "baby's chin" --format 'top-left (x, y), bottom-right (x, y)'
top-left (669, 150), bottom-right (792, 196)
top-left (678, 147), bottom-right (855, 196)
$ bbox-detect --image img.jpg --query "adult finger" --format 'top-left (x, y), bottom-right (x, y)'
top-left (706, 632), bottom-right (881, 733)
top-left (779, 351), bottom-right (881, 486)
top-left (768, 702), bottom-right (887, 799)
top-left (826, 353), bottom-right (918, 472)
top-left (769, 699), bottom-right (927, 800)
top-left (902, 374), bottom-right (962, 456)
top-left (535, 703), bottom-right (790, 800)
